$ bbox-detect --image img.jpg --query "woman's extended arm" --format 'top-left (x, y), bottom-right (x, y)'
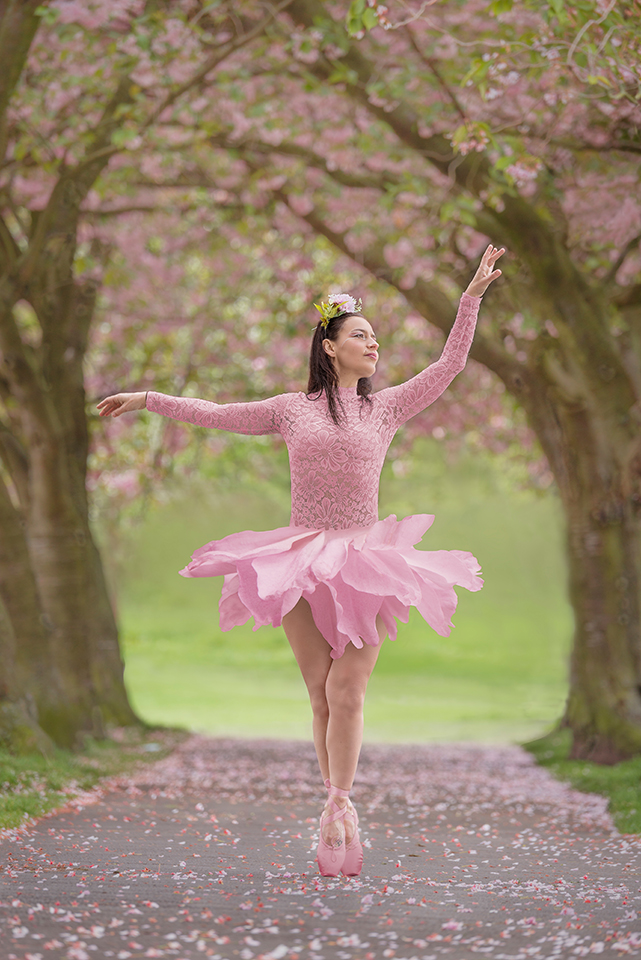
top-left (377, 244), bottom-right (505, 426)
top-left (96, 389), bottom-right (288, 437)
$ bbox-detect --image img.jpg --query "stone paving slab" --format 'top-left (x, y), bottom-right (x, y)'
top-left (0, 737), bottom-right (639, 959)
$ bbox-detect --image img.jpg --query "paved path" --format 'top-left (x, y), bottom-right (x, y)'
top-left (0, 737), bottom-right (640, 959)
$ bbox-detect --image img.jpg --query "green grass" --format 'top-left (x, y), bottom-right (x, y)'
top-left (0, 726), bottom-right (188, 830)
top-left (111, 437), bottom-right (573, 745)
top-left (523, 728), bottom-right (641, 835)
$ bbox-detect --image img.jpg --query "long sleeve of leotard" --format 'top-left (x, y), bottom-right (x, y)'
top-left (145, 390), bottom-right (288, 436)
top-left (376, 292), bottom-right (481, 427)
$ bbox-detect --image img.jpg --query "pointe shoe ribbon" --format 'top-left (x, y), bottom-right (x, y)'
top-left (317, 784), bottom-right (350, 877)
top-left (325, 778), bottom-right (363, 876)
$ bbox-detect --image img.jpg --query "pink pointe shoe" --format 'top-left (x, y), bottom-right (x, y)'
top-left (317, 784), bottom-right (349, 876)
top-left (319, 781), bottom-right (363, 878)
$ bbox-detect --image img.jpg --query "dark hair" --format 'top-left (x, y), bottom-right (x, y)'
top-left (307, 312), bottom-right (373, 425)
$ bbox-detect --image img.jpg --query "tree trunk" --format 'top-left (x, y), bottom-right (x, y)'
top-left (23, 278), bottom-right (138, 745)
top-left (0, 599), bottom-right (53, 756)
top-left (1, 269), bottom-right (140, 748)
top-left (0, 383), bottom-right (136, 747)
top-left (0, 617), bottom-right (54, 754)
top-left (517, 338), bottom-right (641, 762)
top-left (0, 479), bottom-right (55, 755)
top-left (25, 425), bottom-right (137, 746)
top-left (557, 406), bottom-right (641, 762)
top-left (0, 471), bottom-right (61, 719)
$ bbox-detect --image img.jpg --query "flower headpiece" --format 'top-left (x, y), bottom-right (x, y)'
top-left (314, 292), bottom-right (363, 329)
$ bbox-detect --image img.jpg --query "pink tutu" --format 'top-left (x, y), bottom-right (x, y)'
top-left (179, 514), bottom-right (483, 659)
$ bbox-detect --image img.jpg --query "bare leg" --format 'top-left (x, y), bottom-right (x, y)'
top-left (282, 598), bottom-right (333, 781)
top-left (324, 632), bottom-right (383, 789)
top-left (282, 597), bottom-right (385, 844)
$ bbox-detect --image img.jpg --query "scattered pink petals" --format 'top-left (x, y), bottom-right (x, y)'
top-left (0, 737), bottom-right (638, 959)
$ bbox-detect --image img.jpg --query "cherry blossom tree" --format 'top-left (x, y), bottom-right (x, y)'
top-left (0, 0), bottom-right (292, 748)
top-left (268, 0), bottom-right (641, 762)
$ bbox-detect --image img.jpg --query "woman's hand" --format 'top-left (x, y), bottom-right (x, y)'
top-left (96, 392), bottom-right (147, 418)
top-left (465, 244), bottom-right (506, 298)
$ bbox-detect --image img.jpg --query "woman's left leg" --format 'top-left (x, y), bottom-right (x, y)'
top-left (318, 614), bottom-right (386, 854)
top-left (324, 618), bottom-right (385, 791)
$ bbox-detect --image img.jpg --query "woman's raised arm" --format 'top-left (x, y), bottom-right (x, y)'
top-left (376, 244), bottom-right (505, 427)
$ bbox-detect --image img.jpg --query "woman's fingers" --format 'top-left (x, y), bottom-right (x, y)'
top-left (480, 245), bottom-right (502, 273)
top-left (477, 247), bottom-right (506, 286)
top-left (97, 395), bottom-right (121, 416)
top-left (96, 393), bottom-right (137, 417)
top-left (96, 394), bottom-right (123, 409)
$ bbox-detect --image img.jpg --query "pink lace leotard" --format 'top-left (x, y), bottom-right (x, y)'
top-left (146, 293), bottom-right (481, 530)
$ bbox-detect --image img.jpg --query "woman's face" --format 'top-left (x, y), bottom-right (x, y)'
top-left (323, 316), bottom-right (379, 385)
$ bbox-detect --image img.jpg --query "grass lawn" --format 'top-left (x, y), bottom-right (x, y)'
top-left (0, 727), bottom-right (188, 831)
top-left (113, 438), bottom-right (573, 745)
top-left (523, 728), bottom-right (641, 835)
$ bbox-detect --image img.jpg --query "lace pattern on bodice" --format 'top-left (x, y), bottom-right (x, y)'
top-left (146, 293), bottom-right (480, 530)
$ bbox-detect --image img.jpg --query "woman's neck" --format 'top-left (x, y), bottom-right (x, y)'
top-left (336, 375), bottom-right (360, 389)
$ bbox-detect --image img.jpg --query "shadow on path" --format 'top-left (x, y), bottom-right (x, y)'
top-left (1, 738), bottom-right (640, 959)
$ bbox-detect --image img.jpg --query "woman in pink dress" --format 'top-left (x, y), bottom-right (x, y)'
top-left (98, 243), bottom-right (504, 877)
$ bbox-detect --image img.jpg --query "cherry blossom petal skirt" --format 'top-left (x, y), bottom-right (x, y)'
top-left (179, 513), bottom-right (483, 659)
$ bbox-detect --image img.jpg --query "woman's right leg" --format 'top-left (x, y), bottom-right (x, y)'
top-left (282, 597), bottom-right (334, 783)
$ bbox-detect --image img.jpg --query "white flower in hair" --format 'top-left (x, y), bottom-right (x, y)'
top-left (327, 293), bottom-right (361, 313)
top-left (314, 292), bottom-right (363, 327)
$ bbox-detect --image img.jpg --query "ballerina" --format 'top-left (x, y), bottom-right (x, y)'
top-left (97, 243), bottom-right (505, 877)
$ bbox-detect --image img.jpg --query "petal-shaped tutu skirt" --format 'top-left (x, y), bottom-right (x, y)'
top-left (179, 513), bottom-right (483, 659)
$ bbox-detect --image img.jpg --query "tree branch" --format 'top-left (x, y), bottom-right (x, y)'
top-left (549, 137), bottom-right (641, 156)
top-left (81, 204), bottom-right (168, 219)
top-left (605, 233), bottom-right (641, 287)
top-left (402, 24), bottom-right (467, 121)
top-left (18, 74), bottom-right (136, 288)
top-left (0, 0), bottom-right (43, 162)
top-left (613, 284), bottom-right (641, 310)
top-left (220, 134), bottom-right (404, 192)
top-left (0, 298), bottom-right (54, 438)
top-left (0, 210), bottom-right (20, 272)
top-left (541, 348), bottom-right (588, 406)
top-left (0, 417), bottom-right (28, 511)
